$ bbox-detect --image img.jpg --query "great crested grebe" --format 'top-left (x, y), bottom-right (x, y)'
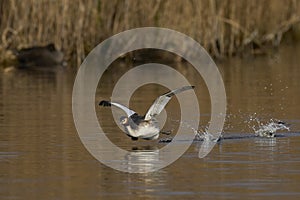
top-left (99, 86), bottom-right (194, 140)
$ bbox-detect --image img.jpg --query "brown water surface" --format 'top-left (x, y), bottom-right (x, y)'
top-left (1, 44), bottom-right (300, 199)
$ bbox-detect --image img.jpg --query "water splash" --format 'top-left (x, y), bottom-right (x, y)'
top-left (195, 128), bottom-right (220, 142)
top-left (167, 118), bottom-right (220, 142)
top-left (196, 113), bottom-right (290, 140)
top-left (167, 114), bottom-right (290, 141)
top-left (252, 118), bottom-right (290, 138)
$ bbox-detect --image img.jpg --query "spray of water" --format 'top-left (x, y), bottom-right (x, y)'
top-left (253, 119), bottom-right (290, 138)
top-left (161, 114), bottom-right (290, 143)
top-left (239, 113), bottom-right (290, 138)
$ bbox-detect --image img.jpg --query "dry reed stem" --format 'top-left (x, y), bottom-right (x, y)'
top-left (0, 0), bottom-right (300, 67)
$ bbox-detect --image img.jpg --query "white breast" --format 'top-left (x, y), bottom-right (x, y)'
top-left (125, 122), bottom-right (160, 139)
top-left (137, 126), bottom-right (160, 139)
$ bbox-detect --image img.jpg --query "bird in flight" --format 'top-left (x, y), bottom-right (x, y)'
top-left (99, 86), bottom-right (195, 140)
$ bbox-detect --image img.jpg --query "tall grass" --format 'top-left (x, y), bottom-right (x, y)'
top-left (0, 0), bottom-right (300, 66)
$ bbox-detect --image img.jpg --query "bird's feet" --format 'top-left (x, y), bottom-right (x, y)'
top-left (160, 130), bottom-right (172, 135)
top-left (159, 137), bottom-right (173, 143)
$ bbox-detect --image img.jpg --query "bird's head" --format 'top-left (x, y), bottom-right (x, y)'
top-left (120, 116), bottom-right (129, 125)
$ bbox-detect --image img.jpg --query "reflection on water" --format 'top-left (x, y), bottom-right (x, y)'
top-left (1, 44), bottom-right (300, 199)
top-left (125, 147), bottom-right (160, 173)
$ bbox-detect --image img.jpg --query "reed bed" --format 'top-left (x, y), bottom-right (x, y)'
top-left (1, 0), bottom-right (300, 67)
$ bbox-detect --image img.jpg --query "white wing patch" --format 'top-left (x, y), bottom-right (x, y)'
top-left (100, 100), bottom-right (136, 117)
top-left (110, 102), bottom-right (136, 117)
top-left (144, 86), bottom-right (194, 120)
top-left (144, 96), bottom-right (171, 120)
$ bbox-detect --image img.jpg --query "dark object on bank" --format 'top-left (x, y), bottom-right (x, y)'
top-left (13, 43), bottom-right (64, 67)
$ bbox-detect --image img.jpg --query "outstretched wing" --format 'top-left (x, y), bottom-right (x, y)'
top-left (144, 86), bottom-right (195, 120)
top-left (99, 100), bottom-right (136, 117)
